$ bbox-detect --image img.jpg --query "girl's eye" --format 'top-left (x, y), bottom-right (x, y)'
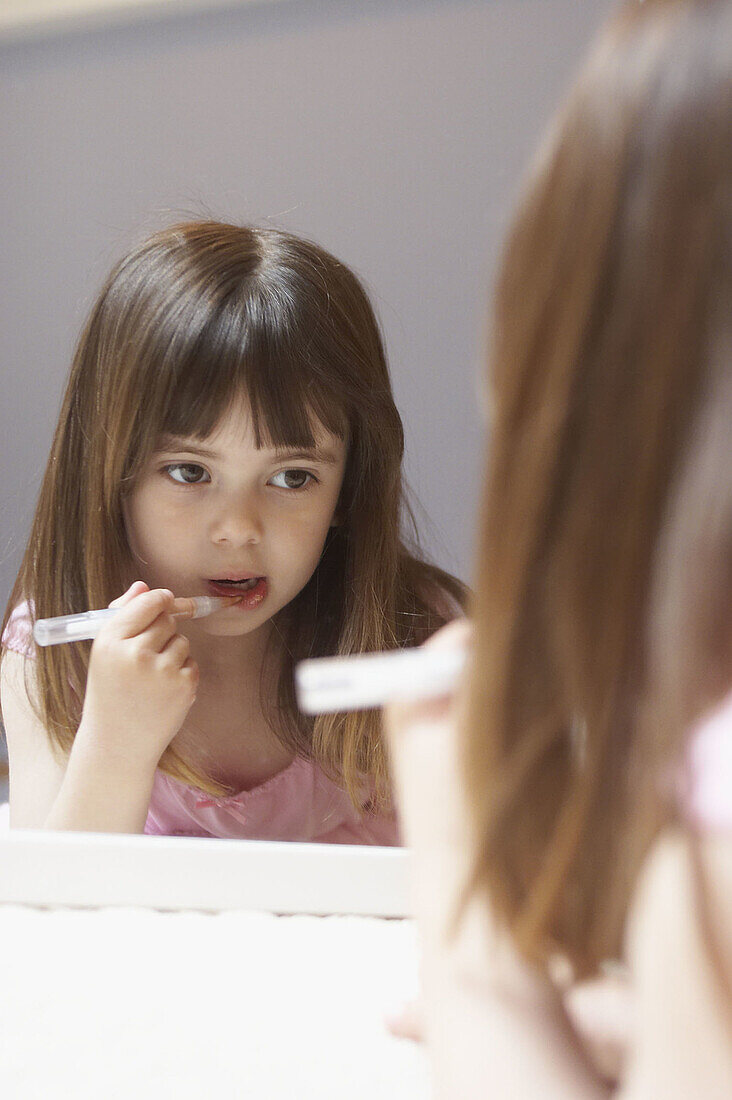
top-left (270, 469), bottom-right (314, 490)
top-left (164, 463), bottom-right (210, 485)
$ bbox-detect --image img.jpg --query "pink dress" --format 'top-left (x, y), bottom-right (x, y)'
top-left (1, 603), bottom-right (399, 845)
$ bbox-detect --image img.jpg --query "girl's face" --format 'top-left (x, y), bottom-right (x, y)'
top-left (123, 398), bottom-right (347, 640)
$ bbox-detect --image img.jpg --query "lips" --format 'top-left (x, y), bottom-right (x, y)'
top-left (207, 576), bottom-right (268, 608)
top-left (208, 576), bottom-right (261, 591)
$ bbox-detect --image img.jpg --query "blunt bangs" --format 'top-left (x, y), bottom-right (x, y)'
top-left (123, 274), bottom-right (350, 477)
top-left (104, 222), bottom-right (396, 497)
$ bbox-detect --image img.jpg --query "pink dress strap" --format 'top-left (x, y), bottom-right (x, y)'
top-left (683, 690), bottom-right (732, 831)
top-left (1, 601), bottom-right (34, 657)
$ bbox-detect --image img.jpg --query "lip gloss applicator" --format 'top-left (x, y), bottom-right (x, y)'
top-left (33, 596), bottom-right (239, 647)
top-left (295, 644), bottom-right (468, 714)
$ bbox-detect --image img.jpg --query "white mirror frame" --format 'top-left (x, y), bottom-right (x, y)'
top-left (0, 830), bottom-right (410, 916)
top-left (0, 0), bottom-right (283, 40)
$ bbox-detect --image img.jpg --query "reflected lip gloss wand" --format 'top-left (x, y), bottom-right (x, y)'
top-left (295, 645), bottom-right (467, 714)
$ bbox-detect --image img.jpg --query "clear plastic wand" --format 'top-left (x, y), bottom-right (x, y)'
top-left (33, 596), bottom-right (235, 647)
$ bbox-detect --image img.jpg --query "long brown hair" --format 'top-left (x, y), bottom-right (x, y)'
top-left (2, 221), bottom-right (466, 805)
top-left (463, 0), bottom-right (732, 977)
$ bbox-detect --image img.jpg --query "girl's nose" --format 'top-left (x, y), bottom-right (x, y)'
top-left (210, 493), bottom-right (263, 546)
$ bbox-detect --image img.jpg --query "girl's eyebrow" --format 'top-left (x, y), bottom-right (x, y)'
top-left (271, 446), bottom-right (341, 466)
top-left (157, 437), bottom-right (340, 465)
top-left (157, 438), bottom-right (219, 460)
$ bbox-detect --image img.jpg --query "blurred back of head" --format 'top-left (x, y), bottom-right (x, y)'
top-left (464, 0), bottom-right (732, 975)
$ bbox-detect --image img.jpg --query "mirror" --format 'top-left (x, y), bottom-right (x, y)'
top-left (0, 0), bottom-right (614, 860)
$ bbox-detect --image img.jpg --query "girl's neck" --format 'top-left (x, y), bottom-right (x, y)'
top-left (186, 618), bottom-right (279, 681)
top-left (173, 619), bottom-right (295, 792)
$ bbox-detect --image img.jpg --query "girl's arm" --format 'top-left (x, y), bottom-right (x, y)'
top-left (386, 629), bottom-right (609, 1099)
top-left (618, 833), bottom-right (732, 1099)
top-left (3, 583), bottom-right (198, 834)
top-left (422, 949), bottom-right (611, 1100)
top-left (2, 650), bottom-right (69, 827)
top-left (409, 841), bottom-right (611, 1100)
top-left (2, 648), bottom-right (157, 833)
top-left (386, 625), bottom-right (732, 1098)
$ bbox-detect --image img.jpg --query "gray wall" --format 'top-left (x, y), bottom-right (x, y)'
top-left (0, 0), bottom-right (613, 609)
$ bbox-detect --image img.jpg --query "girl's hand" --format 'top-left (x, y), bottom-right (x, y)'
top-left (564, 972), bottom-right (632, 1085)
top-left (383, 618), bottom-right (482, 971)
top-left (77, 581), bottom-right (199, 774)
top-left (386, 977), bottom-right (632, 1086)
top-left (385, 621), bottom-right (548, 1029)
top-left (384, 620), bottom-right (632, 1093)
top-left (384, 617), bottom-right (473, 857)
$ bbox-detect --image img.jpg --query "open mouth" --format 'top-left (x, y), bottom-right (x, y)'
top-left (209, 577), bottom-right (262, 591)
top-left (206, 576), bottom-right (269, 607)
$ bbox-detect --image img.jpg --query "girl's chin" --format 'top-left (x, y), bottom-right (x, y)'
top-left (198, 618), bottom-right (262, 637)
top-left (195, 610), bottom-right (272, 638)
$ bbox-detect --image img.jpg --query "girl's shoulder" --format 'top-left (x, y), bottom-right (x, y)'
top-left (683, 689), bottom-right (732, 831)
top-left (1, 601), bottom-right (34, 659)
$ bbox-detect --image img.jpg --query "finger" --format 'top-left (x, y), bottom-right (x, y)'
top-left (180, 658), bottom-right (199, 692)
top-left (107, 589), bottom-right (175, 639)
top-left (170, 595), bottom-right (242, 619)
top-left (139, 612), bottom-right (181, 654)
top-left (384, 998), bottom-right (425, 1043)
top-left (171, 597), bottom-right (198, 620)
top-left (157, 633), bottom-right (190, 668)
top-left (382, 681), bottom-right (456, 739)
top-left (109, 581), bottom-right (150, 609)
top-left (384, 618), bottom-right (473, 732)
top-left (423, 616), bottom-right (473, 650)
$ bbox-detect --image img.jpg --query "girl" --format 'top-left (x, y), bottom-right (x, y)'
top-left (1, 220), bottom-right (465, 840)
top-left (386, 0), bottom-right (732, 1095)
